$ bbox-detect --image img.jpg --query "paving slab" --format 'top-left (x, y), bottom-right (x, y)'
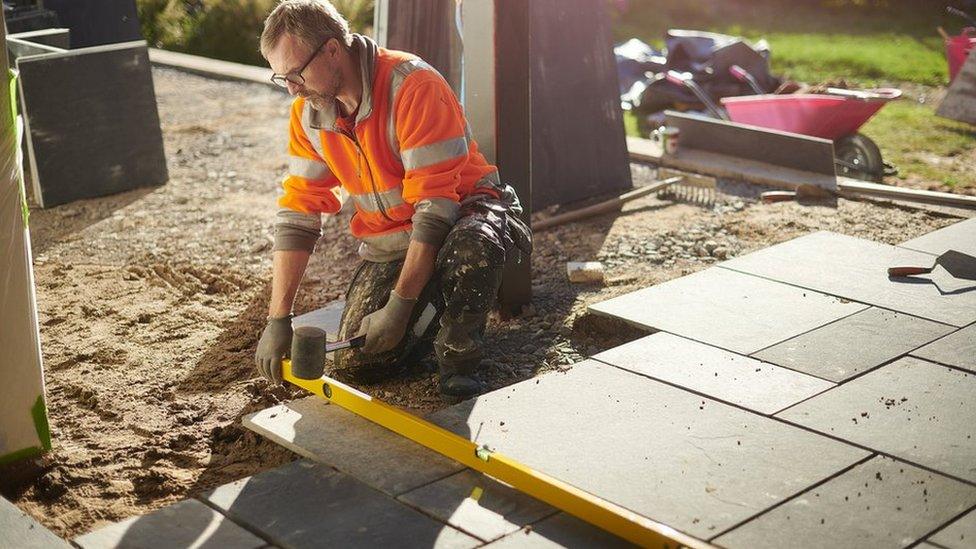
top-left (74, 498), bottom-right (264, 549)
top-left (714, 456), bottom-right (976, 548)
top-left (398, 469), bottom-right (557, 542)
top-left (587, 267), bottom-right (865, 354)
top-left (0, 496), bottom-right (71, 549)
top-left (900, 218), bottom-right (976, 258)
top-left (291, 300), bottom-right (344, 337)
top-left (929, 508), bottom-right (976, 548)
top-left (593, 332), bottom-right (833, 414)
top-left (719, 231), bottom-right (976, 327)
top-left (429, 360), bottom-right (869, 540)
top-left (484, 513), bottom-right (635, 548)
top-left (777, 356), bottom-right (976, 483)
top-left (243, 397), bottom-right (463, 496)
top-left (911, 323), bottom-right (976, 373)
top-left (204, 459), bottom-right (478, 548)
top-left (753, 307), bottom-right (955, 382)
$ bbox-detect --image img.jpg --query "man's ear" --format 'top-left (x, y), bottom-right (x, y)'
top-left (324, 38), bottom-right (337, 58)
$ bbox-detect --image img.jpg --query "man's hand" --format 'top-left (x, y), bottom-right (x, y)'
top-left (358, 290), bottom-right (417, 354)
top-left (255, 315), bottom-right (293, 383)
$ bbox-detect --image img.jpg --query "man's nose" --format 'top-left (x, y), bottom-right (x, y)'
top-left (285, 80), bottom-right (301, 96)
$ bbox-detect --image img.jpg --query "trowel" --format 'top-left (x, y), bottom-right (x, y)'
top-left (888, 249), bottom-right (976, 281)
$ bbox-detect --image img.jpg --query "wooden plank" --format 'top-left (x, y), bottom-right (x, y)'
top-left (17, 41), bottom-right (168, 207)
top-left (665, 110), bottom-right (838, 180)
top-left (837, 178), bottom-right (976, 210)
top-left (628, 136), bottom-right (976, 209)
top-left (937, 51), bottom-right (976, 125)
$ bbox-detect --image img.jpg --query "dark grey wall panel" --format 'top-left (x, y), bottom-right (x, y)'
top-left (18, 41), bottom-right (167, 207)
top-left (43, 0), bottom-right (142, 48)
top-left (526, 0), bottom-right (632, 209)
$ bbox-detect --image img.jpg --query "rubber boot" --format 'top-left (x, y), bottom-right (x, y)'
top-left (434, 310), bottom-right (487, 398)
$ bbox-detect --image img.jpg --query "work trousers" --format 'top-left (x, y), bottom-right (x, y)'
top-left (331, 196), bottom-right (529, 384)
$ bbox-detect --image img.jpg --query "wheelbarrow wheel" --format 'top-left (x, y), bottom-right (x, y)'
top-left (835, 133), bottom-right (885, 183)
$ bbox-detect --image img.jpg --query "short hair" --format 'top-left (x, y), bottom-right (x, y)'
top-left (260, 0), bottom-right (352, 58)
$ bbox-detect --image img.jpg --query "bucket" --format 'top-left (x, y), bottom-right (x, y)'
top-left (947, 27), bottom-right (976, 82)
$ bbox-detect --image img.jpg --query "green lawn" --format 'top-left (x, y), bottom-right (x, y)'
top-left (614, 0), bottom-right (976, 189)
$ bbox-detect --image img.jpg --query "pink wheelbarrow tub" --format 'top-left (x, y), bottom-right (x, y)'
top-left (720, 88), bottom-right (901, 182)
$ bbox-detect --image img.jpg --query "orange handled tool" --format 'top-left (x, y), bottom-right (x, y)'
top-left (888, 250), bottom-right (976, 280)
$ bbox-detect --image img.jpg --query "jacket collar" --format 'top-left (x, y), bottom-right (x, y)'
top-left (308, 33), bottom-right (378, 132)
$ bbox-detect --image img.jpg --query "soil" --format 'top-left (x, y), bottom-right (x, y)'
top-left (0, 67), bottom-right (966, 539)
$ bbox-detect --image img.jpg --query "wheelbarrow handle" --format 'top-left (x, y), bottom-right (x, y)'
top-left (665, 70), bottom-right (689, 86)
top-left (887, 266), bottom-right (934, 277)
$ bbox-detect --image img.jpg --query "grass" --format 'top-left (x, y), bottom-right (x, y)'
top-left (615, 0), bottom-right (976, 188)
top-left (862, 100), bottom-right (976, 188)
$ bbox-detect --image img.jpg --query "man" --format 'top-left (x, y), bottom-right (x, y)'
top-left (254, 0), bottom-right (530, 398)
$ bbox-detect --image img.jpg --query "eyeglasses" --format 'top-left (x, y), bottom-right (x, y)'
top-left (270, 37), bottom-right (331, 88)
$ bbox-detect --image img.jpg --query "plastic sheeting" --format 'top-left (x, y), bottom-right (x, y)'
top-left (0, 44), bottom-right (50, 464)
top-left (616, 30), bottom-right (779, 134)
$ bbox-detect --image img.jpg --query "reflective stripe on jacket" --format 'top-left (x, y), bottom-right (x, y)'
top-left (277, 34), bottom-right (502, 261)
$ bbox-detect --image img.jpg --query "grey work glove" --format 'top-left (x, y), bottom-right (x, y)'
top-left (358, 290), bottom-right (417, 355)
top-left (255, 315), bottom-right (293, 383)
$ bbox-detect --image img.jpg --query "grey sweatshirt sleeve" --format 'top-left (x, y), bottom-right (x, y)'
top-left (272, 208), bottom-right (323, 253)
top-left (410, 197), bottom-right (460, 246)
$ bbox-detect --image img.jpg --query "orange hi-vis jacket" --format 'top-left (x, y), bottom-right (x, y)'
top-left (274, 34), bottom-right (503, 261)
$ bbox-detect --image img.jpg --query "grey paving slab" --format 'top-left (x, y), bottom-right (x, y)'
top-left (753, 307), bottom-right (955, 382)
top-left (719, 231), bottom-right (976, 327)
top-left (204, 459), bottom-right (479, 549)
top-left (291, 300), bottom-right (344, 338)
top-left (74, 498), bottom-right (264, 549)
top-left (398, 469), bottom-right (557, 542)
top-left (777, 356), bottom-right (976, 483)
top-left (901, 218), bottom-right (976, 258)
top-left (593, 332), bottom-right (833, 414)
top-left (429, 360), bottom-right (869, 540)
top-left (588, 267), bottom-right (865, 354)
top-left (484, 513), bottom-right (635, 548)
top-left (912, 323), bottom-right (976, 374)
top-left (930, 507), bottom-right (976, 548)
top-left (243, 397), bottom-right (463, 496)
top-left (0, 496), bottom-right (71, 549)
top-left (714, 456), bottom-right (976, 549)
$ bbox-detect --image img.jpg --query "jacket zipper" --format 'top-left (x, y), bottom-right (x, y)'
top-left (341, 127), bottom-right (393, 222)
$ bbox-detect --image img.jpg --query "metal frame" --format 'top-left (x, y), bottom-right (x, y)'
top-left (283, 360), bottom-right (711, 549)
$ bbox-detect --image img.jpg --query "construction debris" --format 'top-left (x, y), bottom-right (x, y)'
top-left (567, 262), bottom-right (606, 284)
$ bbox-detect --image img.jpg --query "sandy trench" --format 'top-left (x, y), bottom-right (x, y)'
top-left (0, 67), bottom-right (963, 538)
